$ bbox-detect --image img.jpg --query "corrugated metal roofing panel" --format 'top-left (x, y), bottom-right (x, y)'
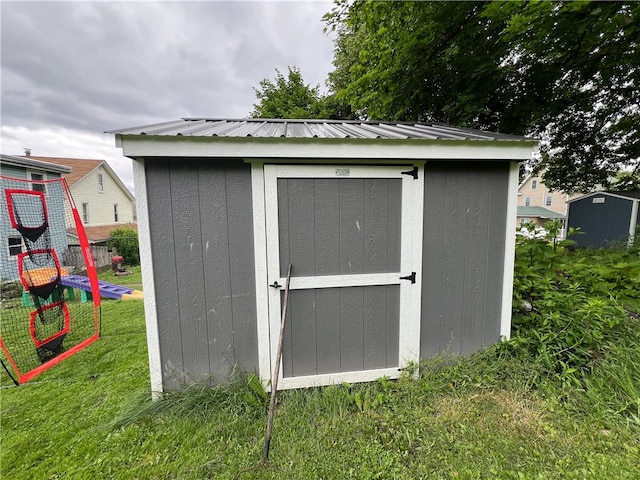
top-left (256, 121), bottom-right (287, 138)
top-left (107, 118), bottom-right (535, 142)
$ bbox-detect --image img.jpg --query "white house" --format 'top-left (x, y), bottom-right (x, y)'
top-left (25, 155), bottom-right (136, 242)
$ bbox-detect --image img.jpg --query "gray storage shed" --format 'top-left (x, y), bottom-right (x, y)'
top-left (109, 118), bottom-right (537, 393)
top-left (567, 190), bottom-right (640, 248)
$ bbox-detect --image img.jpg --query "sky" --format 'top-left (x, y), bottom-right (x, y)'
top-left (1, 0), bottom-right (337, 194)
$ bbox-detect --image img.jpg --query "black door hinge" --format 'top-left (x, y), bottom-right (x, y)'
top-left (269, 281), bottom-right (282, 289)
top-left (401, 166), bottom-right (418, 179)
top-left (399, 272), bottom-right (416, 284)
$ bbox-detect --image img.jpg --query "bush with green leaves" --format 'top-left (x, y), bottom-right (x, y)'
top-left (1, 280), bottom-right (23, 300)
top-left (510, 220), bottom-right (640, 377)
top-left (107, 226), bottom-right (140, 266)
top-left (505, 220), bottom-right (640, 423)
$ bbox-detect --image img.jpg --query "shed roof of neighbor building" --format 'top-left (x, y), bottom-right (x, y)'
top-left (568, 190), bottom-right (640, 203)
top-left (107, 118), bottom-right (536, 142)
top-left (517, 206), bottom-right (565, 219)
top-left (70, 223), bottom-right (138, 243)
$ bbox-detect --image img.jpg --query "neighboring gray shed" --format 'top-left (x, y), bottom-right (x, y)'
top-left (567, 190), bottom-right (640, 248)
top-left (109, 118), bottom-right (537, 393)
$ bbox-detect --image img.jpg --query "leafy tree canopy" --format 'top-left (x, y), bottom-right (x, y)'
top-left (251, 66), bottom-right (354, 119)
top-left (614, 170), bottom-right (640, 191)
top-left (324, 0), bottom-right (640, 193)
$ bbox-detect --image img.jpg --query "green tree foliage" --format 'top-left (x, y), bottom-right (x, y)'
top-left (251, 67), bottom-right (323, 119)
top-left (251, 66), bottom-right (355, 120)
top-left (614, 170), bottom-right (640, 191)
top-left (325, 0), bottom-right (640, 193)
top-left (107, 226), bottom-right (140, 266)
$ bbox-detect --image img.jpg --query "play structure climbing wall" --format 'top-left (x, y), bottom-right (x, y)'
top-left (0, 175), bottom-right (100, 384)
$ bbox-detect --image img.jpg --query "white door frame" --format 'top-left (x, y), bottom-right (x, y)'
top-left (252, 162), bottom-right (424, 390)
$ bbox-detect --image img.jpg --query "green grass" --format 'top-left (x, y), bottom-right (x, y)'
top-left (97, 265), bottom-right (142, 288)
top-left (2, 299), bottom-right (639, 479)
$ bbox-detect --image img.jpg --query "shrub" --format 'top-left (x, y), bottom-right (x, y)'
top-left (107, 226), bottom-right (140, 266)
top-left (511, 220), bottom-right (639, 377)
top-left (1, 280), bottom-right (23, 300)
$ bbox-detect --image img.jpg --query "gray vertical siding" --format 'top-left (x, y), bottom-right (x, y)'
top-left (144, 158), bottom-right (513, 389)
top-left (145, 158), bottom-right (257, 389)
top-left (421, 161), bottom-right (509, 357)
top-left (567, 195), bottom-right (633, 248)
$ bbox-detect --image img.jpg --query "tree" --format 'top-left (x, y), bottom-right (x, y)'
top-left (251, 66), bottom-right (355, 120)
top-left (324, 0), bottom-right (640, 192)
top-left (107, 226), bottom-right (139, 266)
top-left (614, 170), bottom-right (640, 191)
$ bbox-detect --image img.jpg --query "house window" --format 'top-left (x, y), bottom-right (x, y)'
top-left (97, 171), bottom-right (104, 193)
top-left (525, 197), bottom-right (531, 206)
top-left (30, 172), bottom-right (45, 192)
top-left (545, 195), bottom-right (552, 206)
top-left (8, 236), bottom-right (24, 256)
top-left (114, 203), bottom-right (119, 222)
top-left (531, 179), bottom-right (537, 189)
top-left (82, 203), bottom-right (90, 224)
top-left (520, 218), bottom-right (531, 224)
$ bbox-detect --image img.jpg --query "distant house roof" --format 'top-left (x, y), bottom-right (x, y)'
top-left (517, 206), bottom-right (565, 219)
top-left (25, 156), bottom-right (103, 187)
top-left (1, 153), bottom-right (72, 173)
top-left (568, 190), bottom-right (640, 203)
top-left (25, 156), bottom-right (134, 201)
top-left (108, 117), bottom-right (536, 142)
top-left (69, 223), bottom-right (138, 244)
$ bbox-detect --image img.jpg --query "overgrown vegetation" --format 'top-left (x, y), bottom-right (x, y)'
top-left (508, 220), bottom-right (640, 423)
top-left (107, 226), bottom-right (140, 266)
top-left (2, 226), bottom-right (639, 478)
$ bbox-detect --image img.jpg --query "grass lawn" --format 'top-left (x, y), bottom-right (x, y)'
top-left (97, 265), bottom-right (143, 289)
top-left (2, 298), bottom-right (639, 479)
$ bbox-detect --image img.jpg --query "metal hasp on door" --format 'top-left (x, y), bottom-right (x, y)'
top-left (264, 164), bottom-right (424, 389)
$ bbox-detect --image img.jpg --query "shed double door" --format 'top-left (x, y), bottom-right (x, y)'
top-left (264, 164), bottom-right (423, 389)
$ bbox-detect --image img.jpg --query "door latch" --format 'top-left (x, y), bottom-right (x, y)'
top-left (399, 272), bottom-right (416, 284)
top-left (269, 281), bottom-right (282, 289)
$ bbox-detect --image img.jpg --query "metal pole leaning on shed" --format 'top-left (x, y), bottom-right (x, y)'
top-left (262, 264), bottom-right (292, 463)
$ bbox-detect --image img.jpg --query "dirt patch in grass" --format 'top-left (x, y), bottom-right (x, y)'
top-left (433, 390), bottom-right (546, 437)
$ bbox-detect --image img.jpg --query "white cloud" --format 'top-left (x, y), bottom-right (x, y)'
top-left (1, 125), bottom-right (135, 195)
top-left (1, 1), bottom-right (335, 182)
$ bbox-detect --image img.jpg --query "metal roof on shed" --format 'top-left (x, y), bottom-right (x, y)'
top-left (108, 118), bottom-right (534, 142)
top-left (568, 190), bottom-right (640, 203)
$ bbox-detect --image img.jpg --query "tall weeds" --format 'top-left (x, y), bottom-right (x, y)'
top-left (508, 220), bottom-right (640, 424)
